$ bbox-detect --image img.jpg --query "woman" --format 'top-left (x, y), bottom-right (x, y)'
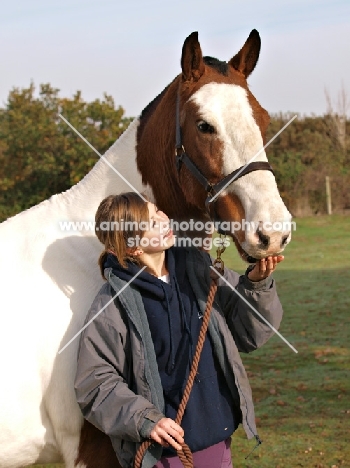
top-left (74, 192), bottom-right (284, 468)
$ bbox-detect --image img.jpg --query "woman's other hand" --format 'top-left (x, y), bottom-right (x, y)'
top-left (149, 418), bottom-right (184, 451)
top-left (247, 255), bottom-right (284, 282)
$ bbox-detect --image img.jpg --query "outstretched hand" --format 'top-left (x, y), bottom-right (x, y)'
top-left (150, 418), bottom-right (184, 451)
top-left (247, 255), bottom-right (284, 282)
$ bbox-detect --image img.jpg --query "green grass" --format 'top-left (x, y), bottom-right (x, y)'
top-left (30, 215), bottom-right (350, 468)
top-left (222, 215), bottom-right (350, 468)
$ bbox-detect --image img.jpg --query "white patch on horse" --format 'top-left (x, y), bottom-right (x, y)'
top-left (190, 83), bottom-right (291, 256)
top-left (190, 83), bottom-right (266, 170)
top-left (0, 117), bottom-right (153, 468)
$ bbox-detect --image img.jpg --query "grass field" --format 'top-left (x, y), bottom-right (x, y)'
top-left (228, 215), bottom-right (350, 468)
top-left (30, 215), bottom-right (350, 468)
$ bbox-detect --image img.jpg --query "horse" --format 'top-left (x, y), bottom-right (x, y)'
top-left (0, 30), bottom-right (291, 468)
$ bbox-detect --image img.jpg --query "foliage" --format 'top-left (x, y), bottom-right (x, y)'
top-left (222, 215), bottom-right (350, 467)
top-left (266, 113), bottom-right (350, 216)
top-left (0, 83), bottom-right (132, 221)
top-left (0, 84), bottom-right (350, 221)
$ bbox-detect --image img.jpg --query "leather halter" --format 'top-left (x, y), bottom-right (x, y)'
top-left (175, 88), bottom-right (274, 231)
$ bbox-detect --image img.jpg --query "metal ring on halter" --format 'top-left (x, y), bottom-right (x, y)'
top-left (212, 258), bottom-right (224, 275)
top-left (212, 236), bottom-right (227, 275)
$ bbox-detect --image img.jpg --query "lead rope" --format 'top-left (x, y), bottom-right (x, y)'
top-left (134, 242), bottom-right (226, 468)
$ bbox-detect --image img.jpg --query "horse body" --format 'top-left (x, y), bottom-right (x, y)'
top-left (0, 31), bottom-right (291, 467)
top-left (0, 120), bottom-right (146, 467)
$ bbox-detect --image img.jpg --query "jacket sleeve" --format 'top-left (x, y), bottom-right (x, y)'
top-left (216, 263), bottom-right (283, 353)
top-left (74, 286), bottom-right (164, 442)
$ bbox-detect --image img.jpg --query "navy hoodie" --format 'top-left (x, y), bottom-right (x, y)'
top-left (105, 247), bottom-right (241, 453)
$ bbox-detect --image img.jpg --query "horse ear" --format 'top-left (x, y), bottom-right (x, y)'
top-left (229, 29), bottom-right (261, 78)
top-left (181, 32), bottom-right (205, 82)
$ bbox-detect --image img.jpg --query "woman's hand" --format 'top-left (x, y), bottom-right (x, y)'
top-left (149, 418), bottom-right (184, 451)
top-left (247, 255), bottom-right (284, 282)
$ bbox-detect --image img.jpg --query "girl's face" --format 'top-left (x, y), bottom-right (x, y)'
top-left (139, 202), bottom-right (175, 253)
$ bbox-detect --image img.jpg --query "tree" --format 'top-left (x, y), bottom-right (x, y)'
top-left (266, 112), bottom-right (350, 215)
top-left (325, 84), bottom-right (349, 153)
top-left (0, 83), bottom-right (133, 221)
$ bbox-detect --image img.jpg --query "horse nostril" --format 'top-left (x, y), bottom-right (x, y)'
top-left (281, 234), bottom-right (289, 246)
top-left (256, 229), bottom-right (270, 248)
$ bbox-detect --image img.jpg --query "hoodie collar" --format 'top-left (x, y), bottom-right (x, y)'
top-left (104, 249), bottom-right (178, 300)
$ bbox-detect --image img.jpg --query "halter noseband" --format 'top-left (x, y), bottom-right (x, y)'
top-left (175, 88), bottom-right (273, 231)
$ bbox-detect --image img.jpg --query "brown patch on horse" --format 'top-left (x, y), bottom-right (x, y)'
top-left (176, 99), bottom-right (225, 210)
top-left (248, 92), bottom-right (270, 144)
top-left (75, 420), bottom-right (122, 468)
top-left (213, 193), bottom-right (246, 243)
top-left (137, 77), bottom-right (206, 222)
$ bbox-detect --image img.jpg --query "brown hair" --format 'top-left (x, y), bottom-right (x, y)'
top-left (95, 192), bottom-right (149, 279)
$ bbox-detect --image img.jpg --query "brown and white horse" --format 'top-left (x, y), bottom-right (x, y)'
top-left (0, 30), bottom-right (291, 468)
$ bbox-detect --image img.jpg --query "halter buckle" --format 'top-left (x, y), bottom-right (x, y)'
top-left (175, 145), bottom-right (185, 172)
top-left (212, 235), bottom-right (227, 274)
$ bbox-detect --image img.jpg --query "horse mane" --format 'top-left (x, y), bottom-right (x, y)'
top-left (137, 75), bottom-right (177, 143)
top-left (203, 56), bottom-right (228, 76)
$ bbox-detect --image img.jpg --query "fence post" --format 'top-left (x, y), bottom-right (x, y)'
top-left (325, 176), bottom-right (332, 215)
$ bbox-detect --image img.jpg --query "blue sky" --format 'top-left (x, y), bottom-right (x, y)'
top-left (1, 0), bottom-right (349, 117)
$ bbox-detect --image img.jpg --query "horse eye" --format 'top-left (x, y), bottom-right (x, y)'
top-left (197, 120), bottom-right (215, 134)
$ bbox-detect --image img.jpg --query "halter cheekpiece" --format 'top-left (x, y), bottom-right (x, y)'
top-left (175, 86), bottom-right (274, 231)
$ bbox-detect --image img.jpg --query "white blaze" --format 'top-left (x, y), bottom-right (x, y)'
top-left (190, 83), bottom-right (292, 255)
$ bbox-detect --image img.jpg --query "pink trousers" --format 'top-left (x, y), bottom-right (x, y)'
top-left (152, 438), bottom-right (233, 468)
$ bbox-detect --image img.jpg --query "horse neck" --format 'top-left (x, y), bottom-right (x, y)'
top-left (57, 118), bottom-right (143, 220)
top-left (136, 77), bottom-right (196, 219)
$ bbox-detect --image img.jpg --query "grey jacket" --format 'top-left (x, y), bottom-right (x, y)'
top-left (74, 247), bottom-right (283, 468)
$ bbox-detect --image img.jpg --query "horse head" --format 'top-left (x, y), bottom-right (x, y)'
top-left (137, 30), bottom-right (292, 261)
